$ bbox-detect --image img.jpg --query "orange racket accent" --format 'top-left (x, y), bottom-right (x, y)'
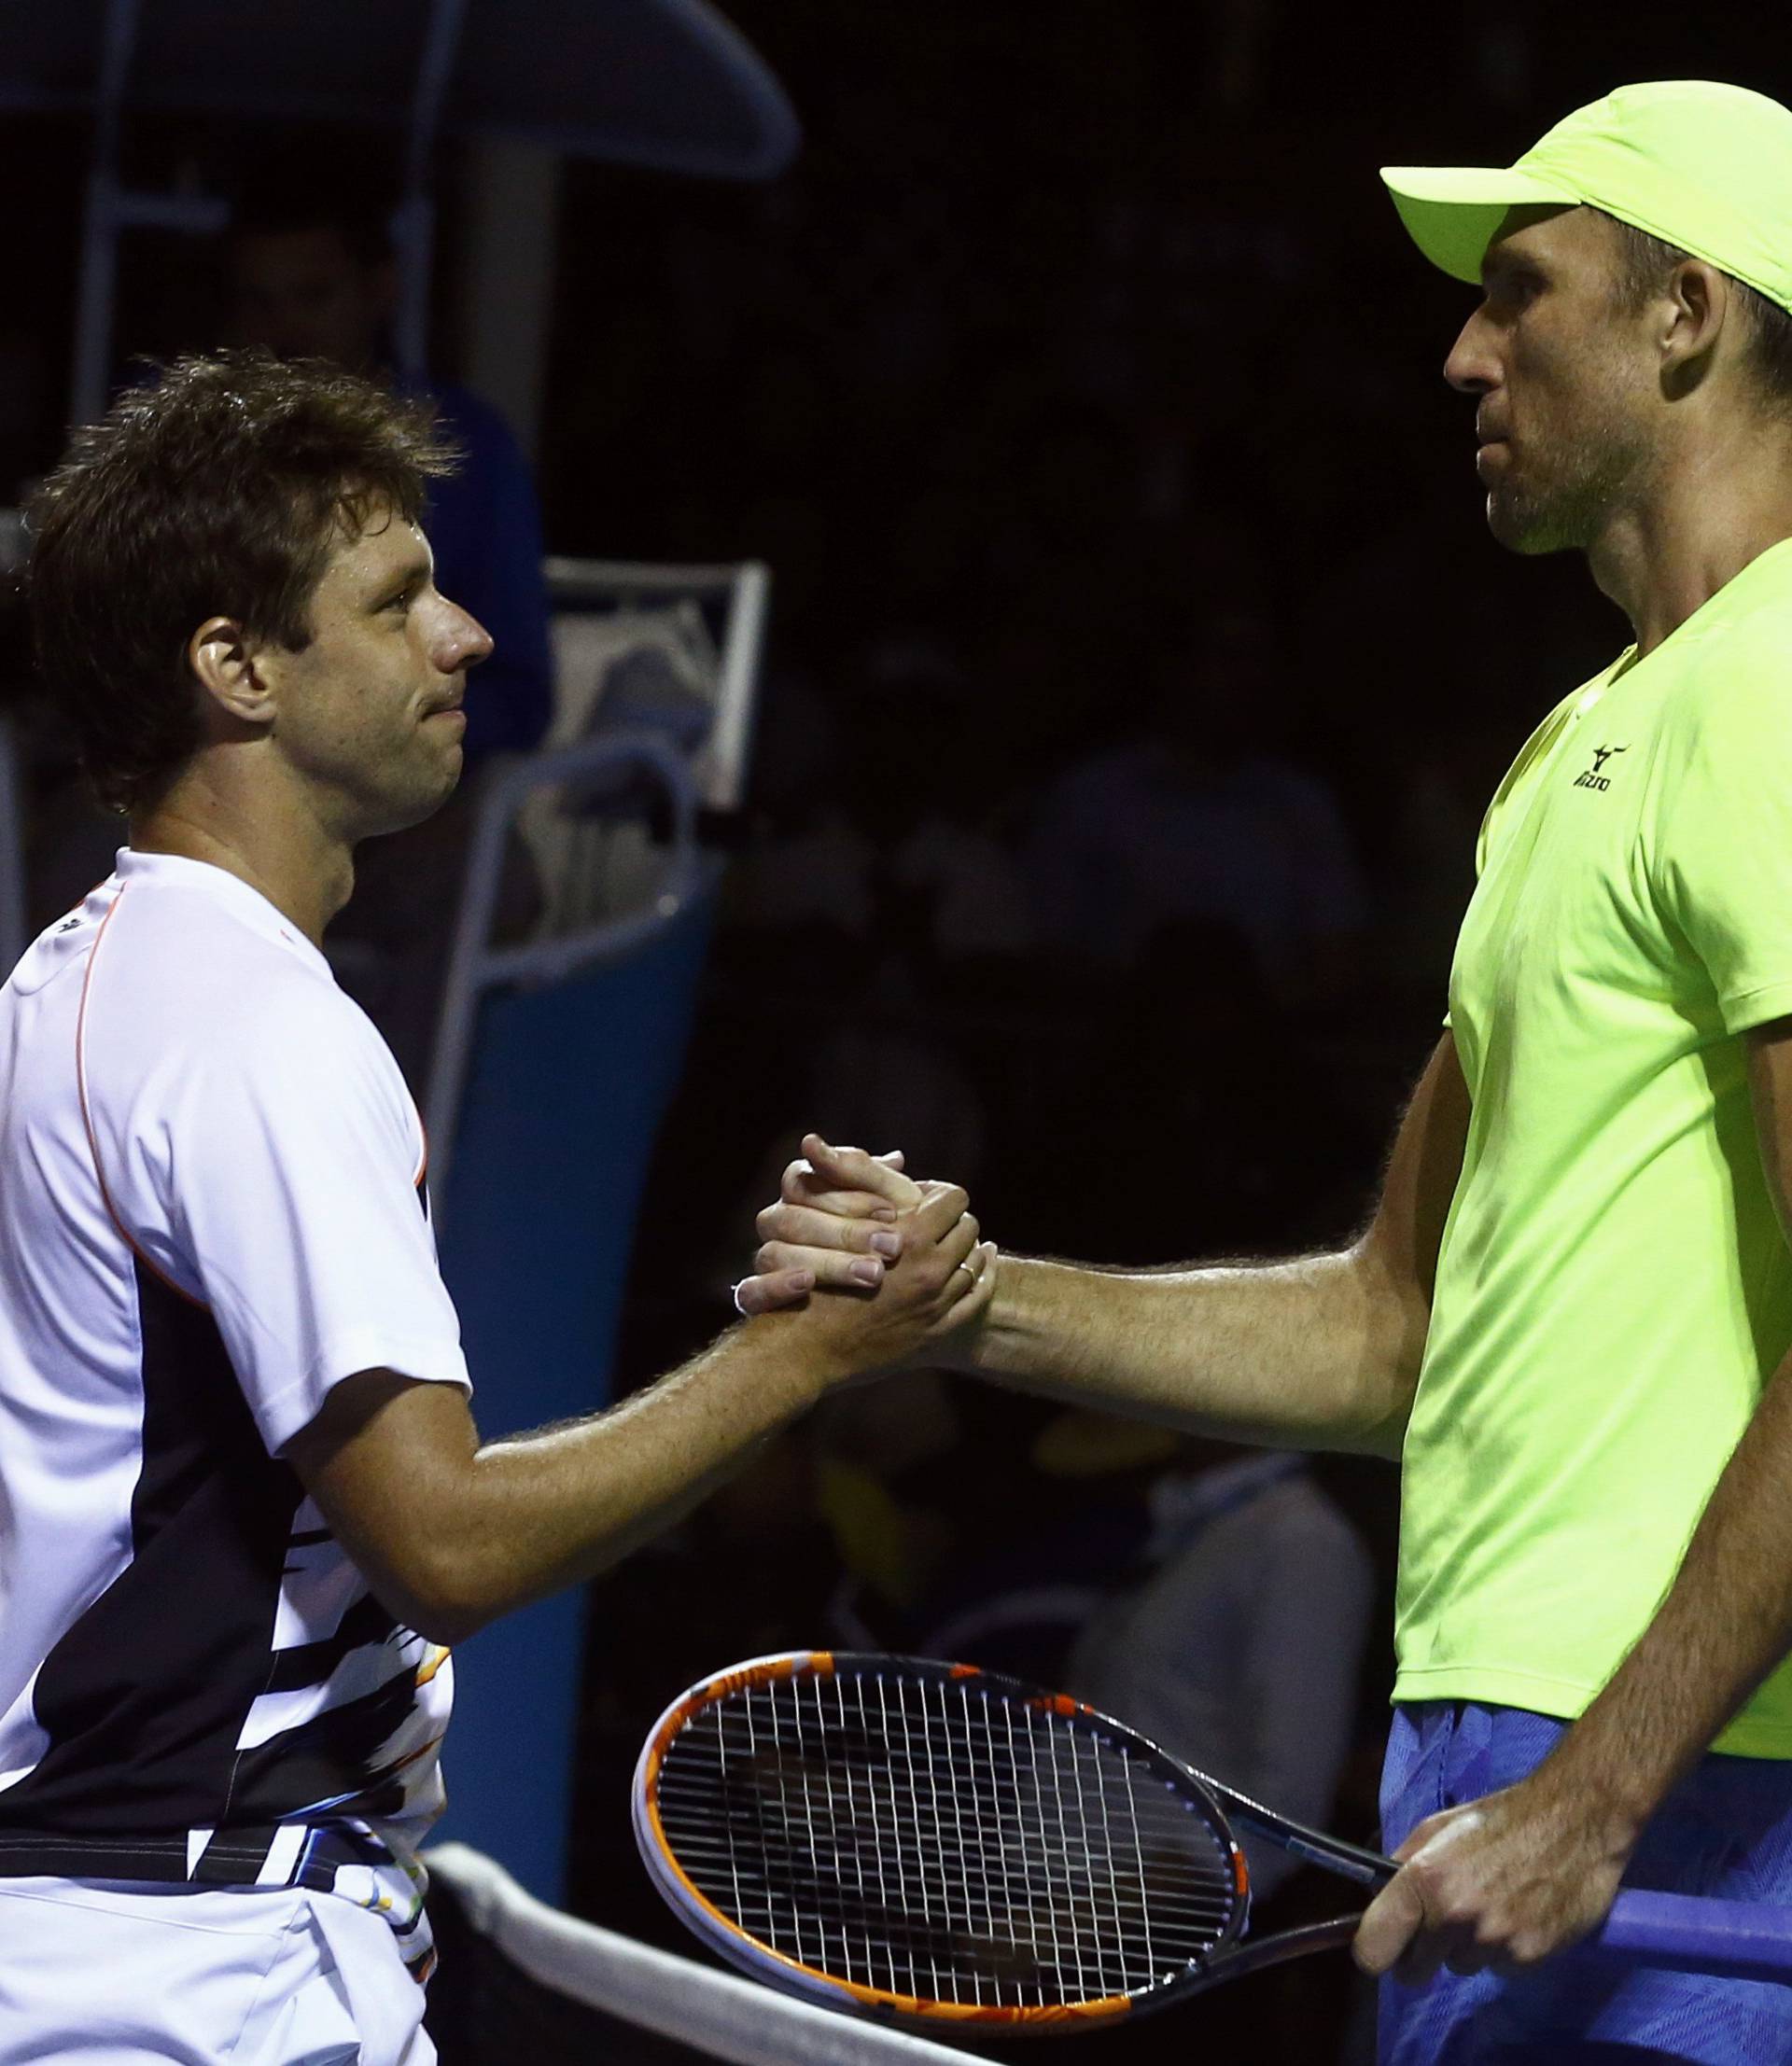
top-left (638, 1649), bottom-right (834, 1795)
top-left (636, 1652), bottom-right (1242, 2029)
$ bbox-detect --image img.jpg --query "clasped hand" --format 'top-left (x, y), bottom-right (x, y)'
top-left (736, 1134), bottom-right (997, 1363)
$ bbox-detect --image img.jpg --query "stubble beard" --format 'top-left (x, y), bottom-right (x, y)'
top-left (337, 735), bottom-right (463, 846)
top-left (1484, 390), bottom-right (1647, 559)
top-left (1487, 464), bottom-right (1623, 556)
top-left (387, 751), bottom-right (462, 837)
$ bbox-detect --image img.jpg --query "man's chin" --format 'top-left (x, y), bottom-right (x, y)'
top-left (1484, 489), bottom-right (1577, 557)
top-left (357, 765), bottom-right (462, 844)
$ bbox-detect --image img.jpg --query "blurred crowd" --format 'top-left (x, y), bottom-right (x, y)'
top-left (5, 6), bottom-right (1789, 2056)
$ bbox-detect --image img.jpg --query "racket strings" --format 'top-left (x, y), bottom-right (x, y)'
top-left (653, 1668), bottom-right (1243, 2009)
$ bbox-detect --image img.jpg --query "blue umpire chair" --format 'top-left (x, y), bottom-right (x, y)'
top-left (425, 731), bottom-right (721, 1903)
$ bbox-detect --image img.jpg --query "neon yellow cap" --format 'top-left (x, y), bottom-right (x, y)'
top-left (1381, 80), bottom-right (1792, 316)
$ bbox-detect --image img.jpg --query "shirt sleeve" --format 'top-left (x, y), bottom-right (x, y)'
top-left (145, 982), bottom-right (470, 1457)
top-left (1649, 662), bottom-right (1792, 1034)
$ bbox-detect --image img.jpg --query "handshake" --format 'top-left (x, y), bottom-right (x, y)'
top-left (732, 1132), bottom-right (998, 1375)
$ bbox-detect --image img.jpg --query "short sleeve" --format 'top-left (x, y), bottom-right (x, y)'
top-left (1650, 665), bottom-right (1792, 1034)
top-left (141, 984), bottom-right (469, 1457)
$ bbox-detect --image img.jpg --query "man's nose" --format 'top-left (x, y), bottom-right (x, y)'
top-left (1445, 309), bottom-right (1499, 395)
top-left (449, 605), bottom-right (495, 669)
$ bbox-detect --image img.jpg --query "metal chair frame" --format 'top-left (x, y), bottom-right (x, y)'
top-left (65, 0), bottom-right (468, 418)
top-left (543, 553), bottom-right (771, 814)
top-left (424, 728), bottom-right (708, 1209)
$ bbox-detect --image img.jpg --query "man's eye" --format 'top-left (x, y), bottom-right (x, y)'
top-left (1482, 267), bottom-right (1540, 310)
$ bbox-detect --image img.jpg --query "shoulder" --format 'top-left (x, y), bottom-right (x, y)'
top-left (1658, 561), bottom-right (1792, 734)
top-left (100, 879), bottom-right (319, 1011)
top-left (91, 886), bottom-right (399, 1111)
top-left (1651, 645), bottom-right (1792, 796)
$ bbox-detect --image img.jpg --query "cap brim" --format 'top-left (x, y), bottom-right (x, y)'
top-left (1379, 164), bottom-right (1579, 284)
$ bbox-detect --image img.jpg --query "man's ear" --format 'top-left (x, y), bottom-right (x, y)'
top-left (1659, 258), bottom-right (1730, 398)
top-left (188, 617), bottom-right (277, 733)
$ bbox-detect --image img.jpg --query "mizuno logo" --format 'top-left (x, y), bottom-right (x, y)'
top-left (1574, 744), bottom-right (1628, 792)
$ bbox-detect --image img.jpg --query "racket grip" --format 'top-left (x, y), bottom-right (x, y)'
top-left (1591, 1891), bottom-right (1792, 1982)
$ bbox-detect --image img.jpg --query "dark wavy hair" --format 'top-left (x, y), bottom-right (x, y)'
top-left (25, 351), bottom-right (458, 812)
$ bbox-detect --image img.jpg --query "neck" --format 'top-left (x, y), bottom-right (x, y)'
top-left (130, 762), bottom-right (355, 948)
top-left (1587, 415), bottom-right (1792, 657)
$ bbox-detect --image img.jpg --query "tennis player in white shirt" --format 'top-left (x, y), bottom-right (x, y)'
top-left (0, 350), bottom-right (994, 2066)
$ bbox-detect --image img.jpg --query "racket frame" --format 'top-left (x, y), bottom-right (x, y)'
top-left (633, 1648), bottom-right (1369, 2031)
top-left (639, 1651), bottom-right (1792, 2030)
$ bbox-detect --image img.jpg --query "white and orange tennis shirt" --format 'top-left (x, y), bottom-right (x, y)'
top-left (0, 848), bottom-right (470, 1966)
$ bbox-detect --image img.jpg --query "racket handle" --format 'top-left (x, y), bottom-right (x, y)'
top-left (1592, 1891), bottom-right (1792, 1982)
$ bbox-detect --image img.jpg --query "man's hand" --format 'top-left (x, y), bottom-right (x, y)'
top-left (735, 1135), bottom-right (928, 1315)
top-left (1353, 1764), bottom-right (1636, 1986)
top-left (783, 1176), bottom-right (996, 1374)
top-left (290, 1183), bottom-right (989, 1644)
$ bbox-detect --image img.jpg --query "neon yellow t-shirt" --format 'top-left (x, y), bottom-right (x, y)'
top-left (1395, 537), bottom-right (1792, 1756)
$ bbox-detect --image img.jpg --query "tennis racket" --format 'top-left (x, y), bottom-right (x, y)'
top-left (633, 1650), bottom-right (1792, 2033)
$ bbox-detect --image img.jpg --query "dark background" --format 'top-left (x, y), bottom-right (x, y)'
top-left (5, 8), bottom-right (1787, 2055)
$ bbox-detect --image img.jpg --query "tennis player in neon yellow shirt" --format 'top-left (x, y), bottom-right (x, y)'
top-left (742, 78), bottom-right (1792, 2063)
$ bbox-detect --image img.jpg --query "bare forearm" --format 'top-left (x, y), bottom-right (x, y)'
top-left (301, 1184), bottom-right (988, 1644)
top-left (435, 1315), bottom-right (837, 1634)
top-left (966, 1246), bottom-right (1425, 1456)
top-left (1538, 1354), bottom-right (1792, 1836)
top-left (743, 1047), bottom-right (1463, 1456)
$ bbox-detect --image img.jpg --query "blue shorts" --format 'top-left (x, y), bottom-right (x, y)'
top-left (1379, 1702), bottom-right (1792, 2064)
